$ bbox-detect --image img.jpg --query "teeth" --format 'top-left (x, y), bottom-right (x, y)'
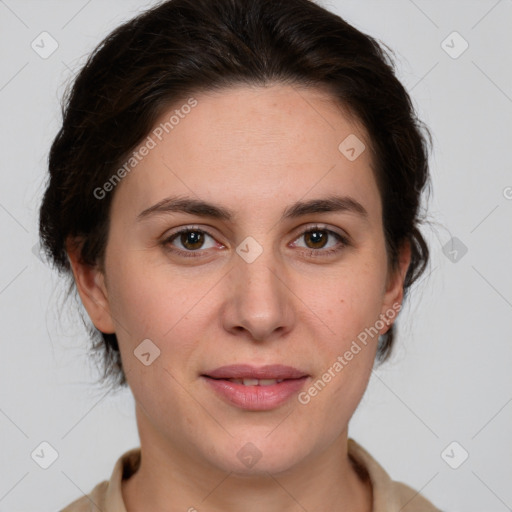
top-left (259, 379), bottom-right (278, 386)
top-left (227, 378), bottom-right (285, 386)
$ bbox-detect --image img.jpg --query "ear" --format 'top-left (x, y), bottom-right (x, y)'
top-left (66, 238), bottom-right (116, 334)
top-left (379, 239), bottom-right (412, 334)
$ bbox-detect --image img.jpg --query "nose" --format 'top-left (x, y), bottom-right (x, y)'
top-left (221, 248), bottom-right (296, 342)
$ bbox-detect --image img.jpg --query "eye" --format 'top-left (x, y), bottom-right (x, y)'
top-left (291, 225), bottom-right (349, 257)
top-left (162, 227), bottom-right (221, 258)
top-left (161, 224), bottom-right (349, 260)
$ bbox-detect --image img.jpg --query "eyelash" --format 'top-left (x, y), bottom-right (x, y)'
top-left (161, 224), bottom-right (350, 259)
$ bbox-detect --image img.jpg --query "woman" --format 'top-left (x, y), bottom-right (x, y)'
top-left (39, 0), bottom-right (439, 510)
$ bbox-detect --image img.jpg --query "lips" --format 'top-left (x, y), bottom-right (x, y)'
top-left (202, 364), bottom-right (309, 411)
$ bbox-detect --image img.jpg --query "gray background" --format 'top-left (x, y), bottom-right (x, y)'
top-left (1, 0), bottom-right (511, 510)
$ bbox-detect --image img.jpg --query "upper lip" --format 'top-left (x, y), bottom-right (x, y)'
top-left (204, 364), bottom-right (308, 380)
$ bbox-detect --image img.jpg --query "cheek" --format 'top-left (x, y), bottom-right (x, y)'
top-left (105, 251), bottom-right (188, 337)
top-left (309, 259), bottom-right (387, 346)
top-left (104, 251), bottom-right (222, 374)
top-left (105, 257), bottom-right (210, 412)
top-left (298, 286), bottom-right (380, 429)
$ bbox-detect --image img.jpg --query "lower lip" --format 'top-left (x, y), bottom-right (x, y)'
top-left (203, 377), bottom-right (308, 411)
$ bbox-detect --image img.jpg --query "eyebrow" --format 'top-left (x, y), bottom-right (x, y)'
top-left (137, 194), bottom-right (368, 223)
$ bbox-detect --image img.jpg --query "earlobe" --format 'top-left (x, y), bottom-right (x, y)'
top-left (66, 239), bottom-right (116, 334)
top-left (380, 240), bottom-right (412, 333)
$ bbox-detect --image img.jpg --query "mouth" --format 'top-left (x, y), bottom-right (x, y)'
top-left (215, 377), bottom-right (286, 386)
top-left (201, 364), bottom-right (309, 411)
top-left (204, 364), bottom-right (307, 380)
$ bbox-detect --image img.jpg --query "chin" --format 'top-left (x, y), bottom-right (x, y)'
top-left (205, 431), bottom-right (314, 476)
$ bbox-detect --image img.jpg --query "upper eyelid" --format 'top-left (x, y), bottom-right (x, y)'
top-left (165, 226), bottom-right (218, 241)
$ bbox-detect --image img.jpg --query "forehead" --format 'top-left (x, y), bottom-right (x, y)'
top-left (111, 83), bottom-right (381, 223)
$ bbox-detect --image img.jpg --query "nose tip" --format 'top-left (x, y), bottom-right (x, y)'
top-left (222, 255), bottom-right (295, 342)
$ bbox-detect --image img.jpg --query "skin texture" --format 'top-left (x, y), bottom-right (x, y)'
top-left (67, 83), bottom-right (411, 512)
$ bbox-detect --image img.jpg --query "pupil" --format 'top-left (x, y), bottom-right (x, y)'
top-left (182, 231), bottom-right (203, 250)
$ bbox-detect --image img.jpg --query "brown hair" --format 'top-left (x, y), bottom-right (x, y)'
top-left (39, 0), bottom-right (431, 386)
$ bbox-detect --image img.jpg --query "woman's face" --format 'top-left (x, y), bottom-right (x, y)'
top-left (73, 84), bottom-right (409, 474)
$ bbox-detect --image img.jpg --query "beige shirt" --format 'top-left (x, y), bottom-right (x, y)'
top-left (61, 439), bottom-right (441, 511)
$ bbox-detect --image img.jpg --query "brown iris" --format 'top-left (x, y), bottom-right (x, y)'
top-left (304, 230), bottom-right (328, 249)
top-left (180, 230), bottom-right (205, 250)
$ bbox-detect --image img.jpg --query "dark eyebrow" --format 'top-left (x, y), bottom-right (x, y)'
top-left (137, 195), bottom-right (368, 222)
top-left (282, 195), bottom-right (368, 221)
top-left (137, 196), bottom-right (234, 221)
